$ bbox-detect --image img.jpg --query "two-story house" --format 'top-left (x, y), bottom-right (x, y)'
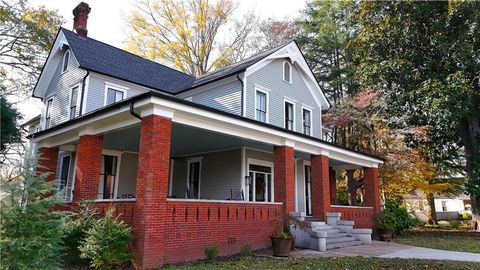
top-left (26, 3), bottom-right (383, 269)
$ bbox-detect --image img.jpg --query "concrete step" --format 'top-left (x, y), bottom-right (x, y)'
top-left (308, 221), bottom-right (326, 226)
top-left (325, 232), bottom-right (349, 238)
top-left (326, 236), bottom-right (356, 244)
top-left (310, 224), bottom-right (333, 230)
top-left (311, 229), bottom-right (340, 234)
top-left (327, 240), bottom-right (364, 249)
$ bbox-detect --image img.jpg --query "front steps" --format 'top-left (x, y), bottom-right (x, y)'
top-left (290, 212), bottom-right (372, 252)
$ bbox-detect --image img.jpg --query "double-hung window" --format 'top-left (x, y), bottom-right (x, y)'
top-left (69, 86), bottom-right (79, 119)
top-left (255, 90), bottom-right (267, 123)
top-left (302, 108), bottom-right (312, 135)
top-left (106, 87), bottom-right (125, 105)
top-left (45, 98), bottom-right (53, 129)
top-left (284, 101), bottom-right (294, 131)
top-left (62, 50), bottom-right (70, 73)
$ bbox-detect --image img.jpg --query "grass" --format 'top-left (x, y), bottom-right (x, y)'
top-left (162, 256), bottom-right (480, 270)
top-left (394, 230), bottom-right (480, 253)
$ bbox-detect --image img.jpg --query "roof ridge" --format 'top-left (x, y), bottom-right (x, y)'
top-left (60, 27), bottom-right (194, 79)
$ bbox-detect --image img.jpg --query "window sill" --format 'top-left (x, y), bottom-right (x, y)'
top-left (93, 198), bottom-right (136, 203)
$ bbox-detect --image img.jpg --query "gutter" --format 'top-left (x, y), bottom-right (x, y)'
top-left (78, 70), bottom-right (89, 116)
top-left (129, 100), bottom-right (142, 120)
top-left (236, 73), bottom-right (244, 117)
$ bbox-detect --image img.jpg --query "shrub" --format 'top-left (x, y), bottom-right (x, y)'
top-left (240, 245), bottom-right (252, 257)
top-left (462, 212), bottom-right (472, 220)
top-left (0, 157), bottom-right (67, 270)
top-left (450, 221), bottom-right (461, 229)
top-left (375, 199), bottom-right (418, 235)
top-left (79, 208), bottom-right (132, 270)
top-left (204, 246), bottom-right (219, 262)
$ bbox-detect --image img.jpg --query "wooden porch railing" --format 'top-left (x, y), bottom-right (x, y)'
top-left (331, 205), bottom-right (374, 228)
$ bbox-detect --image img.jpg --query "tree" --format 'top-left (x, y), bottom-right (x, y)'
top-left (0, 156), bottom-right (67, 269)
top-left (351, 1), bottom-right (480, 230)
top-left (0, 0), bottom-right (63, 98)
top-left (0, 97), bottom-right (23, 163)
top-left (126, 0), bottom-right (258, 76)
top-left (255, 18), bottom-right (298, 51)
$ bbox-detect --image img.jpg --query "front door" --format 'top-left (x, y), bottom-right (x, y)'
top-left (305, 165), bottom-right (312, 216)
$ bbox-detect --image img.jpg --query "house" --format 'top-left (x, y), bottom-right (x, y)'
top-left (25, 2), bottom-right (383, 269)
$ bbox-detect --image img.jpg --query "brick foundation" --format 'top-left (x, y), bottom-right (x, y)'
top-left (311, 155), bottom-right (330, 220)
top-left (364, 167), bottom-right (380, 213)
top-left (273, 145), bottom-right (295, 213)
top-left (74, 135), bottom-right (103, 201)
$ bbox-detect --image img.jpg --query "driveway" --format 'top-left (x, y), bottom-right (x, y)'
top-left (291, 241), bottom-right (480, 262)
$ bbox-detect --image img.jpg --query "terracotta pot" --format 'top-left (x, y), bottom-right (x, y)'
top-left (270, 236), bottom-right (293, 257)
top-left (378, 228), bottom-right (394, 242)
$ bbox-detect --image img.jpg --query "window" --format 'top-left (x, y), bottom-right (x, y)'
top-left (69, 86), bottom-right (79, 119)
top-left (106, 88), bottom-right (125, 105)
top-left (284, 101), bottom-right (294, 130)
top-left (62, 50), bottom-right (70, 73)
top-left (255, 90), bottom-right (267, 123)
top-left (99, 155), bottom-right (119, 200)
top-left (283, 61), bottom-right (291, 83)
top-left (247, 163), bottom-right (273, 202)
top-left (187, 158), bottom-right (202, 199)
top-left (304, 165), bottom-right (311, 216)
top-left (45, 98), bottom-right (53, 129)
top-left (302, 108), bottom-right (312, 135)
top-left (57, 155), bottom-right (71, 192)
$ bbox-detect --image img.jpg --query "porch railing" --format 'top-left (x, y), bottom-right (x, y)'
top-left (331, 205), bottom-right (374, 228)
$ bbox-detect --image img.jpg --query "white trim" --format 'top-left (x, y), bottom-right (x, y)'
top-left (62, 50), bottom-right (70, 74)
top-left (283, 98), bottom-right (296, 131)
top-left (294, 158), bottom-right (299, 212)
top-left (283, 60), bottom-right (292, 84)
top-left (186, 157), bottom-right (203, 199)
top-left (93, 198), bottom-right (136, 202)
top-left (301, 106), bottom-right (313, 136)
top-left (68, 83), bottom-right (81, 120)
top-left (167, 198), bottom-right (282, 205)
top-left (44, 97), bottom-right (54, 129)
top-left (254, 83), bottom-right (272, 92)
top-left (57, 152), bottom-right (72, 193)
top-left (184, 97), bottom-right (193, 102)
top-left (240, 147), bottom-right (246, 199)
top-left (81, 74), bottom-right (90, 114)
top-left (254, 87), bottom-right (269, 123)
top-left (303, 160), bottom-right (312, 216)
top-left (247, 158), bottom-right (274, 203)
top-left (169, 159), bottom-right (174, 196)
top-left (104, 82), bottom-right (129, 106)
top-left (69, 151), bottom-right (78, 202)
top-left (98, 149), bottom-right (122, 200)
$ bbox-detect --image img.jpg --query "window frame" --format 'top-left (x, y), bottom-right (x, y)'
top-left (246, 158), bottom-right (274, 203)
top-left (62, 50), bottom-right (70, 73)
top-left (283, 60), bottom-right (292, 84)
top-left (255, 87), bottom-right (269, 123)
top-left (284, 98), bottom-right (296, 131)
top-left (186, 157), bottom-right (203, 199)
top-left (57, 153), bottom-right (72, 195)
top-left (97, 149), bottom-right (123, 201)
top-left (104, 82), bottom-right (128, 106)
top-left (44, 97), bottom-right (54, 129)
top-left (302, 106), bottom-right (313, 136)
top-left (69, 84), bottom-right (80, 120)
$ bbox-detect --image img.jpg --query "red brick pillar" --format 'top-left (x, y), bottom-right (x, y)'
top-left (364, 167), bottom-right (381, 213)
top-left (74, 135), bottom-right (103, 201)
top-left (311, 155), bottom-right (330, 220)
top-left (133, 115), bottom-right (172, 269)
top-left (329, 167), bottom-right (337, 205)
top-left (37, 147), bottom-right (59, 182)
top-left (273, 145), bottom-right (295, 213)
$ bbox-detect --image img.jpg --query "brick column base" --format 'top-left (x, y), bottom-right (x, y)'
top-left (74, 135), bottom-right (103, 201)
top-left (273, 145), bottom-right (295, 214)
top-left (364, 167), bottom-right (380, 213)
top-left (311, 155), bottom-right (330, 220)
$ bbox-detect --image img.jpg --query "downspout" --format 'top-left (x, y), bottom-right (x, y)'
top-left (78, 71), bottom-right (89, 116)
top-left (129, 100), bottom-right (142, 120)
top-left (236, 73), bottom-right (244, 116)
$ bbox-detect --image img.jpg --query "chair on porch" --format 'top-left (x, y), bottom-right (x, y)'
top-left (230, 188), bottom-right (244, 201)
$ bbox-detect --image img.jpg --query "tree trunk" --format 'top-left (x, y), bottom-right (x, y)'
top-left (427, 192), bottom-right (438, 225)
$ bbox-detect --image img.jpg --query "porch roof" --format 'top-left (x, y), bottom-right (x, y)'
top-left (29, 90), bottom-right (384, 166)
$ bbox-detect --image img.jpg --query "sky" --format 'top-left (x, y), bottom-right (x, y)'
top-left (18, 0), bottom-right (306, 120)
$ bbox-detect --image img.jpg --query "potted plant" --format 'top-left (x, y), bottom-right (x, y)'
top-left (270, 224), bottom-right (293, 257)
top-left (376, 211), bottom-right (396, 242)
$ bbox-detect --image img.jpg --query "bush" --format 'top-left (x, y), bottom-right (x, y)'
top-left (0, 157), bottom-right (67, 270)
top-left (79, 208), bottom-right (132, 270)
top-left (462, 212), bottom-right (472, 220)
top-left (375, 199), bottom-right (418, 235)
top-left (240, 245), bottom-right (252, 257)
top-left (450, 221), bottom-right (461, 229)
top-left (204, 246), bottom-right (219, 262)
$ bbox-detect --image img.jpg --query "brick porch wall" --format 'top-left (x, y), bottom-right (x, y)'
top-left (330, 206), bottom-right (374, 228)
top-left (163, 200), bottom-right (282, 265)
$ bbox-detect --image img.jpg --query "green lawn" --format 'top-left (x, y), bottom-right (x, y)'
top-left (162, 256), bottom-right (480, 270)
top-left (394, 231), bottom-right (480, 253)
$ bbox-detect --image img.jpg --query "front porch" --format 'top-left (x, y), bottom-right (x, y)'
top-left (34, 96), bottom-right (382, 269)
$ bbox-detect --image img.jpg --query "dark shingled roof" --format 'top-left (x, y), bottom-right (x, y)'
top-left (62, 28), bottom-right (288, 94)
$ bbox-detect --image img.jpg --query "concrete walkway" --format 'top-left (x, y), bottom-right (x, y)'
top-left (291, 241), bottom-right (480, 262)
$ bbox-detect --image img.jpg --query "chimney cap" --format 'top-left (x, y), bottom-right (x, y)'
top-left (73, 2), bottom-right (91, 15)
top-left (73, 2), bottom-right (91, 38)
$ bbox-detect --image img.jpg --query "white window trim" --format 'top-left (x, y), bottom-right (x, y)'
top-left (303, 160), bottom-right (312, 216)
top-left (68, 84), bottom-right (81, 120)
top-left (247, 158), bottom-right (274, 203)
top-left (186, 157), bottom-right (202, 199)
top-left (44, 97), bottom-right (54, 129)
top-left (96, 149), bottom-right (122, 201)
top-left (104, 82), bottom-right (129, 106)
top-left (62, 50), bottom-right (70, 74)
top-left (254, 87), bottom-right (269, 123)
top-left (283, 98), bottom-right (296, 131)
top-left (283, 60), bottom-right (292, 84)
top-left (68, 151), bottom-right (78, 203)
top-left (302, 106), bottom-right (313, 136)
top-left (57, 153), bottom-right (72, 199)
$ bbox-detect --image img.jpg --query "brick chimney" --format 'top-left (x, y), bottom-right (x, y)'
top-left (73, 2), bottom-right (91, 38)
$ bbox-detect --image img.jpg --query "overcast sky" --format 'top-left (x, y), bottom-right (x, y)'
top-left (19, 0), bottom-right (306, 120)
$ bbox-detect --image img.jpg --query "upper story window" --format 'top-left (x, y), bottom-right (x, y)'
top-left (69, 85), bottom-right (79, 119)
top-left (302, 107), bottom-right (312, 135)
top-left (104, 82), bottom-right (128, 106)
top-left (283, 61), bottom-right (291, 83)
top-left (255, 90), bottom-right (268, 123)
top-left (45, 98), bottom-right (53, 128)
top-left (62, 50), bottom-right (70, 73)
top-left (284, 101), bottom-right (295, 131)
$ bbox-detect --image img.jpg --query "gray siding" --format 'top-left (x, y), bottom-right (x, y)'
top-left (117, 153), bottom-right (138, 198)
top-left (246, 59), bottom-right (322, 138)
top-left (169, 149), bottom-right (241, 200)
top-left (185, 78), bottom-right (242, 115)
top-left (41, 48), bottom-right (87, 129)
top-left (296, 159), bottom-right (306, 213)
